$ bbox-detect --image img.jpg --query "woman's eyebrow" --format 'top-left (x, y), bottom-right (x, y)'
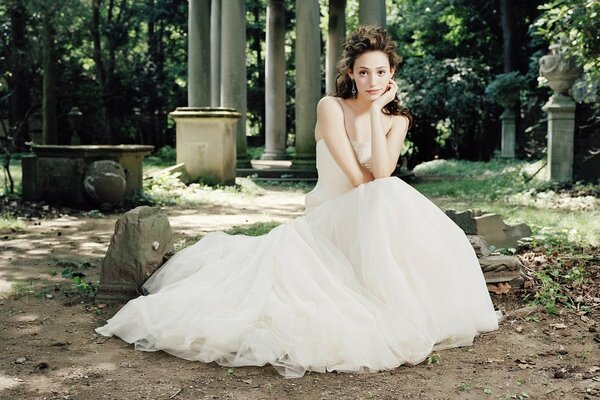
top-left (356, 66), bottom-right (388, 70)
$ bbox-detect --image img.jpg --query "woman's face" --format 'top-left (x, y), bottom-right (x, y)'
top-left (349, 51), bottom-right (394, 101)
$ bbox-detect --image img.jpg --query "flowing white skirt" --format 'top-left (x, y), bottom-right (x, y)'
top-left (96, 177), bottom-right (500, 378)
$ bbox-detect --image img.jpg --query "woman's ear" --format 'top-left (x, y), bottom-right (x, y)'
top-left (390, 68), bottom-right (396, 78)
top-left (348, 70), bottom-right (354, 80)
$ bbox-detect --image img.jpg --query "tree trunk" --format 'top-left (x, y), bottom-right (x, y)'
top-left (500, 0), bottom-right (516, 73)
top-left (7, 0), bottom-right (30, 147)
top-left (91, 0), bottom-right (112, 143)
top-left (252, 4), bottom-right (265, 142)
top-left (42, 6), bottom-right (58, 144)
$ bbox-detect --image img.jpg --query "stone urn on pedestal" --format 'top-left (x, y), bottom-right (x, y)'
top-left (539, 41), bottom-right (582, 182)
top-left (485, 72), bottom-right (526, 159)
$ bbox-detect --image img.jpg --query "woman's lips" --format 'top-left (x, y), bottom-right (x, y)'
top-left (366, 89), bottom-right (381, 94)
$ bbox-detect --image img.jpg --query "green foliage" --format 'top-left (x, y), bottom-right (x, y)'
top-left (153, 145), bottom-right (176, 164)
top-left (247, 146), bottom-right (264, 160)
top-left (485, 72), bottom-right (528, 108)
top-left (60, 260), bottom-right (97, 298)
top-left (533, 0), bottom-right (600, 113)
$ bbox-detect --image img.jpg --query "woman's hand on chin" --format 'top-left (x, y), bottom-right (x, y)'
top-left (370, 79), bottom-right (397, 111)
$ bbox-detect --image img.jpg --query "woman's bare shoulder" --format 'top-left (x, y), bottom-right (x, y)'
top-left (391, 113), bottom-right (410, 128)
top-left (317, 96), bottom-right (343, 112)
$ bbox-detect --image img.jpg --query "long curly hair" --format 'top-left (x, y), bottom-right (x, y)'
top-left (335, 26), bottom-right (413, 128)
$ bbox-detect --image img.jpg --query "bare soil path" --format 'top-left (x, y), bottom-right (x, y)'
top-left (1, 187), bottom-right (599, 400)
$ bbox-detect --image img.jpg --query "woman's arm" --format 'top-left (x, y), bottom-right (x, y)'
top-left (315, 97), bottom-right (374, 187)
top-left (369, 81), bottom-right (410, 178)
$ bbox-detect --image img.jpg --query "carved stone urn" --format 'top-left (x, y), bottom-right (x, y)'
top-left (539, 42), bottom-right (582, 96)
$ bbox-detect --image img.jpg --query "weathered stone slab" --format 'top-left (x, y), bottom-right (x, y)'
top-left (96, 206), bottom-right (174, 303)
top-left (446, 209), bottom-right (532, 249)
top-left (479, 255), bottom-right (524, 284)
top-left (22, 145), bottom-right (153, 207)
top-left (467, 235), bottom-right (491, 258)
top-left (475, 213), bottom-right (532, 249)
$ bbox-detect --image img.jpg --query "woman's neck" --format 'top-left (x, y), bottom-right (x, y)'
top-left (345, 96), bottom-right (374, 114)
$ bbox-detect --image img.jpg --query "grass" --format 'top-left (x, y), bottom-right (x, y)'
top-left (0, 212), bottom-right (26, 232)
top-left (0, 156), bottom-right (22, 196)
top-left (413, 158), bottom-right (600, 247)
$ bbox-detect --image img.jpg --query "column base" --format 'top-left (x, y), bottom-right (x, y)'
top-left (261, 150), bottom-right (289, 160)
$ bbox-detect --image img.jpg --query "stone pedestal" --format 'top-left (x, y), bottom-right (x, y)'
top-left (22, 144), bottom-right (153, 207)
top-left (96, 206), bottom-right (174, 303)
top-left (543, 94), bottom-right (576, 181)
top-left (170, 107), bottom-right (241, 185)
top-left (500, 108), bottom-right (516, 158)
top-left (539, 42), bottom-right (582, 182)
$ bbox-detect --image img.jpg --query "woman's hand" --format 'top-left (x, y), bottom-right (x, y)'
top-left (371, 79), bottom-right (397, 111)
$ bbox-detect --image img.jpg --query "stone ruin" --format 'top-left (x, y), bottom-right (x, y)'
top-left (96, 206), bottom-right (174, 304)
top-left (445, 209), bottom-right (532, 288)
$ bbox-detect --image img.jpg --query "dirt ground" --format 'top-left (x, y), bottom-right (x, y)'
top-left (1, 187), bottom-right (599, 400)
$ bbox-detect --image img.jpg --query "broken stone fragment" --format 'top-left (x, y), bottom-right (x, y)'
top-left (445, 209), bottom-right (532, 248)
top-left (96, 206), bottom-right (174, 304)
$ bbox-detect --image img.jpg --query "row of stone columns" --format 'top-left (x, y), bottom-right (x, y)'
top-left (187, 0), bottom-right (386, 167)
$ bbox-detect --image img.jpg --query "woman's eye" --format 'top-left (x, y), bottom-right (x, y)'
top-left (359, 71), bottom-right (367, 76)
top-left (378, 71), bottom-right (386, 75)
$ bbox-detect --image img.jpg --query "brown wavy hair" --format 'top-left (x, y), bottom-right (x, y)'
top-left (335, 25), bottom-right (413, 128)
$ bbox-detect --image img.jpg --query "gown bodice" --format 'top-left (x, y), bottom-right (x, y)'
top-left (305, 139), bottom-right (372, 212)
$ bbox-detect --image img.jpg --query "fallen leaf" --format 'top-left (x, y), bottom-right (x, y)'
top-left (487, 282), bottom-right (512, 295)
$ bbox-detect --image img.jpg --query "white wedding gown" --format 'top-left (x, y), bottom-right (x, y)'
top-left (96, 138), bottom-right (501, 378)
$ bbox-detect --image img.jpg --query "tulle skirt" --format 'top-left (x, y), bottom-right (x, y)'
top-left (96, 177), bottom-right (500, 378)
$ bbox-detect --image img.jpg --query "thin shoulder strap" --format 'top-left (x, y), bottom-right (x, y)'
top-left (334, 97), bottom-right (352, 142)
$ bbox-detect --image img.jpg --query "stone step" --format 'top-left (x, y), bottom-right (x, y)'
top-left (237, 167), bottom-right (317, 179)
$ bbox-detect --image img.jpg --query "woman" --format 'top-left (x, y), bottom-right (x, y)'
top-left (96, 26), bottom-right (501, 379)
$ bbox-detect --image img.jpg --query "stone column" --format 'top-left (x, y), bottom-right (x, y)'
top-left (210, 0), bottom-right (221, 107)
top-left (221, 0), bottom-right (249, 167)
top-left (543, 96), bottom-right (576, 181)
top-left (294, 0), bottom-right (321, 167)
top-left (359, 0), bottom-right (386, 27)
top-left (500, 109), bottom-right (516, 158)
top-left (188, 0), bottom-right (211, 107)
top-left (539, 42), bottom-right (582, 182)
top-left (326, 0), bottom-right (346, 95)
top-left (262, 0), bottom-right (287, 160)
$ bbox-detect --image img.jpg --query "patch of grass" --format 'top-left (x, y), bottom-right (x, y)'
top-left (457, 382), bottom-right (472, 392)
top-left (0, 212), bottom-right (26, 232)
top-left (0, 155), bottom-right (23, 195)
top-left (143, 173), bottom-right (264, 206)
top-left (413, 158), bottom-right (525, 178)
top-left (225, 221), bottom-right (281, 236)
top-left (10, 278), bottom-right (49, 299)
